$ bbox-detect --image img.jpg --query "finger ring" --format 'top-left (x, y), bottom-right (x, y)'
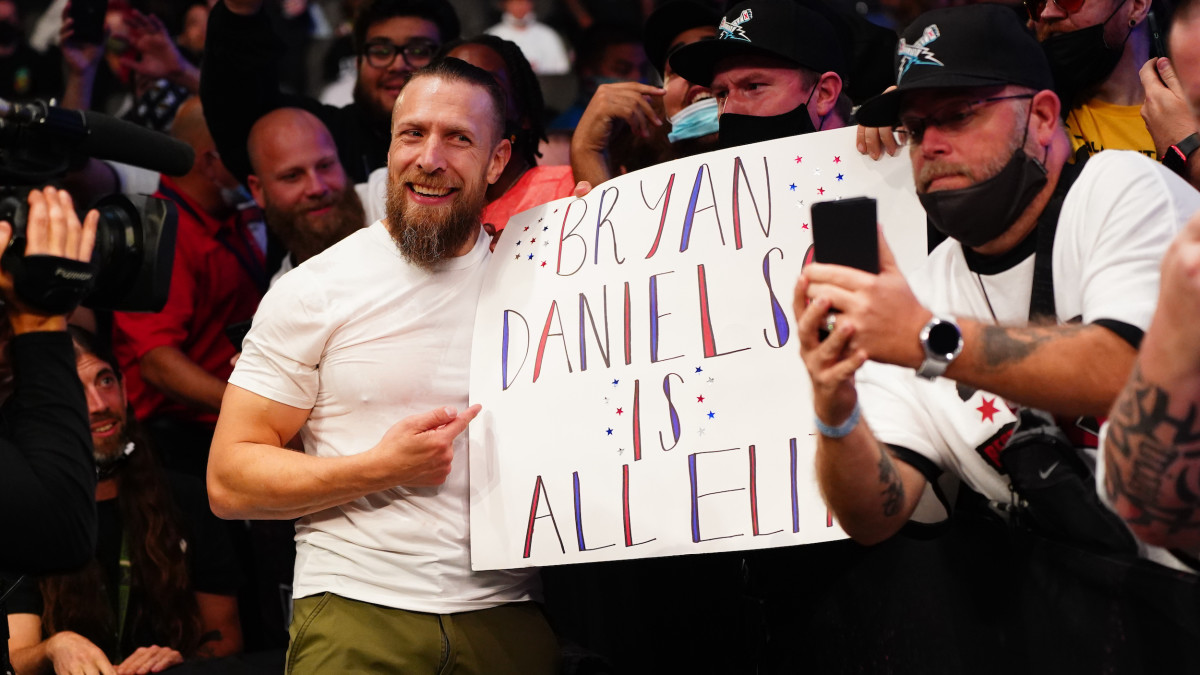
top-left (824, 313), bottom-right (837, 333)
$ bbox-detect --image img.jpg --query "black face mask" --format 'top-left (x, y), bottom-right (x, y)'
top-left (717, 84), bottom-right (824, 149)
top-left (918, 146), bottom-right (1049, 249)
top-left (0, 21), bottom-right (21, 49)
top-left (1041, 1), bottom-right (1132, 110)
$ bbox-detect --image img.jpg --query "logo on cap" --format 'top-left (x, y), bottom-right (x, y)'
top-left (896, 24), bottom-right (943, 83)
top-left (718, 9), bottom-right (754, 42)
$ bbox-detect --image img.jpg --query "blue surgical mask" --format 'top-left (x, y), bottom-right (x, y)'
top-left (667, 97), bottom-right (719, 144)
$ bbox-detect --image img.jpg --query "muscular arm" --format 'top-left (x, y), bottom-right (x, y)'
top-left (208, 385), bottom-right (478, 520)
top-left (1102, 212), bottom-right (1200, 549)
top-left (140, 345), bottom-right (227, 414)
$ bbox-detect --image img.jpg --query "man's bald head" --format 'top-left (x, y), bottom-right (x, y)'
top-left (244, 107), bottom-right (363, 266)
top-left (171, 96), bottom-right (216, 153)
top-left (247, 108), bottom-right (336, 177)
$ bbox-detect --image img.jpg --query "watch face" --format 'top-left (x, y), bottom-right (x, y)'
top-left (927, 321), bottom-right (961, 356)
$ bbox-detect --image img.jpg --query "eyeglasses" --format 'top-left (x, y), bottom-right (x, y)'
top-left (895, 94), bottom-right (1034, 146)
top-left (1023, 0), bottom-right (1086, 21)
top-left (363, 38), bottom-right (438, 69)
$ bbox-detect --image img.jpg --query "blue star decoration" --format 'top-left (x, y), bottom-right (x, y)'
top-left (612, 379), bottom-right (619, 386)
top-left (789, 183), bottom-right (796, 191)
top-left (694, 366), bottom-right (703, 373)
top-left (527, 253), bottom-right (534, 260)
top-left (707, 411), bottom-right (716, 419)
top-left (543, 226), bottom-right (548, 231)
top-left (606, 428), bottom-right (613, 436)
top-left (515, 240), bottom-right (522, 246)
top-left (837, 173), bottom-right (845, 181)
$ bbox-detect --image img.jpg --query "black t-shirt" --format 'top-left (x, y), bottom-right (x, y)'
top-left (3, 470), bottom-right (242, 657)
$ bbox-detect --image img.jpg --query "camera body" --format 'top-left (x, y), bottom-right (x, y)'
top-left (0, 99), bottom-right (179, 313)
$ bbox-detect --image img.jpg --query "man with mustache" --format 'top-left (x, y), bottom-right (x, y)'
top-left (246, 108), bottom-right (367, 283)
top-left (201, 0), bottom-right (460, 184)
top-left (207, 57), bottom-right (555, 674)
top-left (796, 4), bottom-right (1200, 662)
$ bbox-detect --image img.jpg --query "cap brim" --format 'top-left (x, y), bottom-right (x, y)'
top-left (669, 38), bottom-right (796, 88)
top-left (854, 74), bottom-right (1018, 127)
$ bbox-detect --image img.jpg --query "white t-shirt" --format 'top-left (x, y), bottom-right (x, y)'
top-left (230, 221), bottom-right (539, 612)
top-left (857, 151), bottom-right (1200, 568)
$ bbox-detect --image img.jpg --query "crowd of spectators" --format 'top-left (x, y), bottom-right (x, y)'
top-left (3, 0), bottom-right (1200, 672)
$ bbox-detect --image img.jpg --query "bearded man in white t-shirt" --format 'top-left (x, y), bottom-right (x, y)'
top-left (795, 5), bottom-right (1200, 562)
top-left (207, 57), bottom-right (557, 674)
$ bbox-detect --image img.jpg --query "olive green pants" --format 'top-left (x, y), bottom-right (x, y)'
top-left (287, 593), bottom-right (558, 674)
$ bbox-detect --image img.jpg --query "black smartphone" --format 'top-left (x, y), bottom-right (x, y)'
top-left (66, 0), bottom-right (108, 45)
top-left (1147, 11), bottom-right (1167, 60)
top-left (811, 197), bottom-right (879, 273)
top-left (810, 197), bottom-right (879, 339)
top-left (224, 319), bottom-right (254, 352)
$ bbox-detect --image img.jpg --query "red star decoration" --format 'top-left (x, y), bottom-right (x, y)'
top-left (817, 187), bottom-right (825, 195)
top-left (540, 261), bottom-right (547, 267)
top-left (616, 408), bottom-right (624, 415)
top-left (523, 226), bottom-right (529, 231)
top-left (802, 223), bottom-right (809, 229)
top-left (696, 395), bottom-right (705, 403)
top-left (977, 397), bottom-right (1000, 423)
top-left (795, 156), bottom-right (803, 163)
top-left (530, 238), bottom-right (536, 243)
top-left (833, 156), bottom-right (842, 163)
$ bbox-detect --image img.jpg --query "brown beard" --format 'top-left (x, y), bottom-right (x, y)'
top-left (384, 170), bottom-right (488, 271)
top-left (264, 184), bottom-right (367, 265)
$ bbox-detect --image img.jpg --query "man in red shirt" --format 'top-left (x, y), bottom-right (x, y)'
top-left (113, 97), bottom-right (264, 478)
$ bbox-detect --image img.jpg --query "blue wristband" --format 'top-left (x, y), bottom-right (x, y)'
top-left (814, 402), bottom-right (861, 439)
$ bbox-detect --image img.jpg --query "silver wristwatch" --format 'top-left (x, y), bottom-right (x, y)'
top-left (916, 316), bottom-right (963, 380)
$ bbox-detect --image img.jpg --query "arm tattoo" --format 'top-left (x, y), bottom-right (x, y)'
top-left (877, 443), bottom-right (905, 518)
top-left (977, 323), bottom-right (1087, 371)
top-left (1105, 364), bottom-right (1200, 535)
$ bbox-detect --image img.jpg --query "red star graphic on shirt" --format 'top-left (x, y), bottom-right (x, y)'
top-left (833, 156), bottom-right (841, 163)
top-left (817, 187), bottom-right (825, 195)
top-left (616, 408), bottom-right (624, 415)
top-left (795, 156), bottom-right (802, 163)
top-left (977, 397), bottom-right (1000, 423)
top-left (697, 395), bottom-right (705, 403)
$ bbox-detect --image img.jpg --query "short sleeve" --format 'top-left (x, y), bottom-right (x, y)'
top-left (228, 265), bottom-right (330, 409)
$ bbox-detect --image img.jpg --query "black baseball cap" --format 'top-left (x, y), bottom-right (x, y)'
top-left (668, 0), bottom-right (847, 88)
top-left (855, 4), bottom-right (1054, 127)
top-left (644, 1), bottom-right (721, 76)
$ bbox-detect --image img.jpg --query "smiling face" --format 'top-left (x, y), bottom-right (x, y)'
top-left (661, 25), bottom-right (718, 119)
top-left (247, 109), bottom-right (363, 263)
top-left (76, 352), bottom-right (128, 462)
top-left (385, 75), bottom-right (510, 269)
top-left (356, 15), bottom-right (442, 121)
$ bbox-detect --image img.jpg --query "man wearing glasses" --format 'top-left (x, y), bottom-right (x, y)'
top-left (201, 0), bottom-right (459, 185)
top-left (797, 0), bottom-right (1199, 588)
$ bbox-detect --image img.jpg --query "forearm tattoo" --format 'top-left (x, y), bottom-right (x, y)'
top-left (1105, 364), bottom-right (1200, 535)
top-left (977, 323), bottom-right (1086, 371)
top-left (877, 443), bottom-right (905, 518)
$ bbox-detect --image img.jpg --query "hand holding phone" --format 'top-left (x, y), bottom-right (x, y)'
top-left (810, 197), bottom-right (879, 338)
top-left (65, 0), bottom-right (108, 46)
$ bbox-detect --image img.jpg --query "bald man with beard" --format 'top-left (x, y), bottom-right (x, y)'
top-left (246, 108), bottom-right (367, 283)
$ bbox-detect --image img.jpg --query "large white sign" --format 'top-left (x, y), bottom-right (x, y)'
top-left (469, 126), bottom-right (927, 570)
